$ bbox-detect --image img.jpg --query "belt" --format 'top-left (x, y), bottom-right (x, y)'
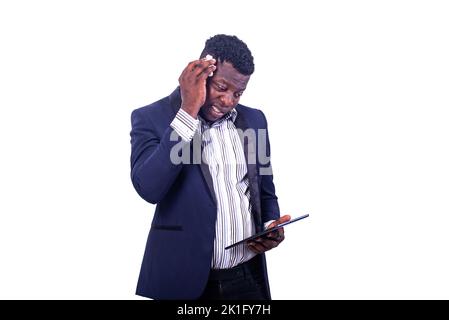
top-left (208, 257), bottom-right (260, 281)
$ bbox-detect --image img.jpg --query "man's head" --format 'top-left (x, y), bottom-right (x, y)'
top-left (199, 34), bottom-right (254, 122)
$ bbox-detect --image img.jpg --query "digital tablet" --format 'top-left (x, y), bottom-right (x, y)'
top-left (225, 214), bottom-right (309, 250)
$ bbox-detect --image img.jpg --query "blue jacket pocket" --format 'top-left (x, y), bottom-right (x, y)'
top-left (151, 225), bottom-right (183, 231)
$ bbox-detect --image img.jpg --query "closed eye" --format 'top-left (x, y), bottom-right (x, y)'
top-left (213, 81), bottom-right (227, 91)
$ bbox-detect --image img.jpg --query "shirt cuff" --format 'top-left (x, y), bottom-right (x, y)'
top-left (264, 220), bottom-right (275, 230)
top-left (170, 108), bottom-right (199, 142)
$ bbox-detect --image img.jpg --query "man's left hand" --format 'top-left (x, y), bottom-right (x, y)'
top-left (247, 215), bottom-right (291, 254)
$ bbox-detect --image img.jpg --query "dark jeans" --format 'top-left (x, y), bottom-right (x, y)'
top-left (198, 257), bottom-right (268, 300)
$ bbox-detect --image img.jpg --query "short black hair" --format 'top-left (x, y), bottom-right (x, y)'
top-left (200, 34), bottom-right (255, 75)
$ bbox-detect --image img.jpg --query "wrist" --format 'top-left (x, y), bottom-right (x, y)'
top-left (181, 104), bottom-right (199, 119)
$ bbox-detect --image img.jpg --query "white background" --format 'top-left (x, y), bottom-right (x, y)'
top-left (1, 0), bottom-right (448, 299)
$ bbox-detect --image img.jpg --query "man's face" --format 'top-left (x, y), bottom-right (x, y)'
top-left (201, 61), bottom-right (251, 122)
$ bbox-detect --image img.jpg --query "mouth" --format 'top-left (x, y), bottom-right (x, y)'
top-left (209, 105), bottom-right (225, 118)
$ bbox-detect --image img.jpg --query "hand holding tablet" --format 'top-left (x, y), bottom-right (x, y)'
top-left (225, 214), bottom-right (309, 250)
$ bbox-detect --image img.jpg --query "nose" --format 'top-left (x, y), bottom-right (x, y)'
top-left (220, 93), bottom-right (235, 108)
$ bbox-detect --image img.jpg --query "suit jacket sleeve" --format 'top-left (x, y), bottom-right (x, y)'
top-left (130, 108), bottom-right (184, 204)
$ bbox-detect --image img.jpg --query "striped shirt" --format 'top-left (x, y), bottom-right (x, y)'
top-left (171, 107), bottom-right (256, 269)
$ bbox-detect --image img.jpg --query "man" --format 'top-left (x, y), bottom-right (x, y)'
top-left (130, 34), bottom-right (290, 300)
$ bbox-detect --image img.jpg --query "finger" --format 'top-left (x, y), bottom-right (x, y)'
top-left (263, 236), bottom-right (281, 242)
top-left (253, 238), bottom-right (276, 250)
top-left (179, 60), bottom-right (201, 82)
top-left (187, 59), bottom-right (203, 71)
top-left (197, 63), bottom-right (216, 81)
top-left (266, 229), bottom-right (280, 238)
top-left (277, 227), bottom-right (285, 238)
top-left (260, 238), bottom-right (280, 248)
top-left (267, 215), bottom-right (291, 229)
top-left (191, 58), bottom-right (215, 73)
top-left (262, 230), bottom-right (284, 243)
top-left (249, 242), bottom-right (265, 254)
top-left (271, 231), bottom-right (284, 243)
top-left (179, 60), bottom-right (215, 85)
top-left (276, 215), bottom-right (291, 225)
top-left (180, 60), bottom-right (212, 79)
top-left (248, 240), bottom-right (266, 250)
top-left (264, 240), bottom-right (279, 248)
top-left (247, 243), bottom-right (260, 253)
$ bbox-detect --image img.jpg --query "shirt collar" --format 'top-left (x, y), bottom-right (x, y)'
top-left (228, 108), bottom-right (238, 123)
top-left (199, 108), bottom-right (238, 126)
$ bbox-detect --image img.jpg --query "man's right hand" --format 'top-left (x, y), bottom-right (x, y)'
top-left (178, 57), bottom-right (216, 119)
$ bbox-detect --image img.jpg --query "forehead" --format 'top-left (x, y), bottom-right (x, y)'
top-left (213, 61), bottom-right (250, 90)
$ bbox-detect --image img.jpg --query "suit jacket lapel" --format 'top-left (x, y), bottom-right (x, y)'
top-left (234, 108), bottom-right (263, 232)
top-left (197, 130), bottom-right (218, 206)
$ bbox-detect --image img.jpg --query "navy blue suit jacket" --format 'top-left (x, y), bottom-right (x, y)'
top-left (130, 87), bottom-right (280, 299)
